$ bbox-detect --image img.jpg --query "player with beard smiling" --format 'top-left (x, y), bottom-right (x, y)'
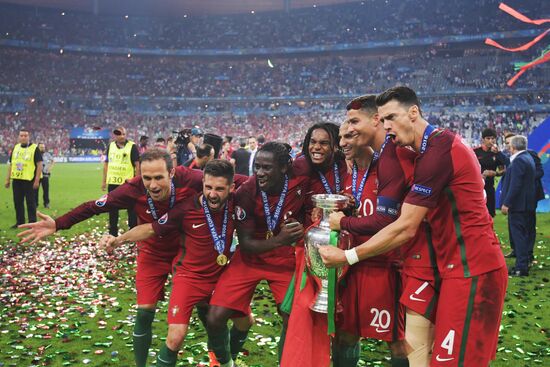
top-left (206, 142), bottom-right (310, 367)
top-left (100, 160), bottom-right (254, 367)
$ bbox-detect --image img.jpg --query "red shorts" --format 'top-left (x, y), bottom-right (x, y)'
top-left (210, 250), bottom-right (295, 314)
top-left (339, 262), bottom-right (405, 342)
top-left (400, 274), bottom-right (439, 323)
top-left (135, 252), bottom-right (173, 305)
top-left (431, 267), bottom-right (507, 367)
top-left (167, 277), bottom-right (216, 324)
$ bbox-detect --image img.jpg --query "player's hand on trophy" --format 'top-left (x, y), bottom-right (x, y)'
top-left (278, 219), bottom-right (304, 246)
top-left (99, 234), bottom-right (119, 255)
top-left (17, 211), bottom-right (56, 244)
top-left (318, 245), bottom-right (347, 268)
top-left (328, 211), bottom-right (346, 231)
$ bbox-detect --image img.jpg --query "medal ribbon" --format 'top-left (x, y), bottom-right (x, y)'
top-left (420, 124), bottom-right (436, 154)
top-left (373, 134), bottom-right (390, 161)
top-left (317, 163), bottom-right (341, 194)
top-left (202, 196), bottom-right (229, 256)
top-left (351, 161), bottom-right (372, 207)
top-left (146, 181), bottom-right (175, 220)
top-left (261, 175), bottom-right (289, 233)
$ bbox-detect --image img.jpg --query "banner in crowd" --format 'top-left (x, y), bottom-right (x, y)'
top-left (69, 128), bottom-right (110, 140)
top-left (70, 127), bottom-right (110, 150)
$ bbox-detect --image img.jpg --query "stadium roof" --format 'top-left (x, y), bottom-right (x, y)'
top-left (1, 0), bottom-right (356, 16)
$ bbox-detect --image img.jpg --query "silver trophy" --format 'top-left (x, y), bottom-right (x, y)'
top-left (304, 194), bottom-right (351, 313)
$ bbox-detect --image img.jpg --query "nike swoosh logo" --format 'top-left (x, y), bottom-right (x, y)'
top-left (345, 185), bottom-right (352, 190)
top-left (192, 223), bottom-right (206, 229)
top-left (375, 328), bottom-right (390, 333)
top-left (146, 210), bottom-right (151, 214)
top-left (435, 355), bottom-right (454, 362)
top-left (409, 294), bottom-right (426, 302)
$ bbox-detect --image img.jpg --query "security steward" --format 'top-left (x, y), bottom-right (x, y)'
top-left (5, 128), bottom-right (42, 228)
top-left (101, 126), bottom-right (140, 235)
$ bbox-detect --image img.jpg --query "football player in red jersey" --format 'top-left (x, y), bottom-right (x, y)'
top-left (331, 95), bottom-right (439, 367)
top-left (17, 149), bottom-right (210, 367)
top-left (207, 142), bottom-right (309, 367)
top-left (100, 160), bottom-right (254, 367)
top-left (321, 87), bottom-right (507, 367)
top-left (333, 116), bottom-right (410, 367)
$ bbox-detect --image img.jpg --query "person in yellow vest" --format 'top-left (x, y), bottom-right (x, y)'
top-left (101, 126), bottom-right (140, 236)
top-left (4, 128), bottom-right (42, 228)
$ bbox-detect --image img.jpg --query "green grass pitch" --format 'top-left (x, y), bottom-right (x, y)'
top-left (0, 163), bottom-right (548, 366)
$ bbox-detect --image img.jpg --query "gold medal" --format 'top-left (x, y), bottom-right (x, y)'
top-left (266, 231), bottom-right (274, 239)
top-left (216, 254), bottom-right (228, 266)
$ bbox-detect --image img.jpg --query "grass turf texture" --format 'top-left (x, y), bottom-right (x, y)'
top-left (0, 163), bottom-right (548, 366)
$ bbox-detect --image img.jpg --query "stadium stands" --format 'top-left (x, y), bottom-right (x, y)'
top-left (0, 0), bottom-right (547, 156)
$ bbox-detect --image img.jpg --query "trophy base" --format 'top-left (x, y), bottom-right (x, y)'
top-left (310, 279), bottom-right (329, 313)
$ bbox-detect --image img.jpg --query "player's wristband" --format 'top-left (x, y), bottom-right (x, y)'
top-left (344, 248), bottom-right (359, 265)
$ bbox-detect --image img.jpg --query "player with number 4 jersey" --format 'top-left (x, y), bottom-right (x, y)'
top-left (320, 87), bottom-right (507, 367)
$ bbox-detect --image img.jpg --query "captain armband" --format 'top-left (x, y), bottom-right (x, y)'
top-left (376, 196), bottom-right (401, 217)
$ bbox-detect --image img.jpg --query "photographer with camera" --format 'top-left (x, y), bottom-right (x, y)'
top-left (174, 128), bottom-right (204, 167)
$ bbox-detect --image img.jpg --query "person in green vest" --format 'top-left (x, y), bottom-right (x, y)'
top-left (4, 128), bottom-right (42, 228)
top-left (101, 126), bottom-right (140, 236)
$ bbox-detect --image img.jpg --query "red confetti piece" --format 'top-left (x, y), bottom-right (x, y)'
top-left (485, 28), bottom-right (549, 52)
top-left (507, 50), bottom-right (550, 86)
top-left (499, 3), bottom-right (550, 25)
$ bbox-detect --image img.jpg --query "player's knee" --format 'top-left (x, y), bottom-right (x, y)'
top-left (166, 325), bottom-right (187, 351)
top-left (206, 307), bottom-right (230, 332)
top-left (405, 311), bottom-right (434, 367)
top-left (233, 314), bottom-right (254, 330)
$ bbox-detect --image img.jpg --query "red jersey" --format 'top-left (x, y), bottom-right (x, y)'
top-left (342, 162), bottom-right (398, 264)
top-left (299, 156), bottom-right (348, 227)
top-left (151, 192), bottom-right (235, 280)
top-left (404, 129), bottom-right (505, 279)
top-left (306, 158), bottom-right (349, 196)
top-left (55, 166), bottom-right (204, 258)
top-left (340, 140), bottom-right (413, 234)
top-left (234, 159), bottom-right (310, 265)
top-left (339, 139), bottom-right (437, 276)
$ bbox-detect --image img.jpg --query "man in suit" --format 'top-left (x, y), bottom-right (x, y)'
top-left (500, 135), bottom-right (537, 276)
top-left (503, 133), bottom-right (545, 259)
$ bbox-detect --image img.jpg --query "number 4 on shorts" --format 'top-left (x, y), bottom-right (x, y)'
top-left (436, 330), bottom-right (455, 362)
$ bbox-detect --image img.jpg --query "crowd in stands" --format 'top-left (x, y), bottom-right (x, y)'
top-left (0, 0), bottom-right (547, 158)
top-left (1, 48), bottom-right (547, 100)
top-left (0, 0), bottom-right (542, 49)
top-left (0, 106), bottom-right (544, 157)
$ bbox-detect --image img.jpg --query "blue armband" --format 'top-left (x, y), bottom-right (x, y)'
top-left (376, 196), bottom-right (401, 217)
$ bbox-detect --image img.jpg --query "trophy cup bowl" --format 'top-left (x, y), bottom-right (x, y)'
top-left (305, 194), bottom-right (351, 313)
